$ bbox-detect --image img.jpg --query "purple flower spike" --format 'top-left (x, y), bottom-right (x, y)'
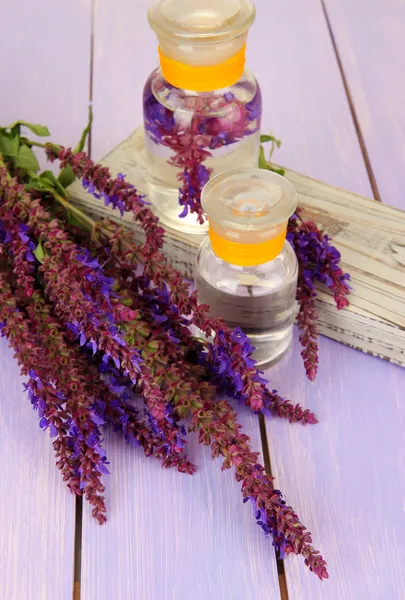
top-left (0, 139), bottom-right (329, 574)
top-left (287, 209), bottom-right (350, 381)
top-left (142, 79), bottom-right (262, 222)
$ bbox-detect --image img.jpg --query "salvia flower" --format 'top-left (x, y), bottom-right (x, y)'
top-left (143, 84), bottom-right (262, 220)
top-left (0, 132), bottom-right (340, 580)
top-left (287, 209), bottom-right (350, 380)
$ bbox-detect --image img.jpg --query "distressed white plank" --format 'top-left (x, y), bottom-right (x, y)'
top-left (69, 129), bottom-right (405, 367)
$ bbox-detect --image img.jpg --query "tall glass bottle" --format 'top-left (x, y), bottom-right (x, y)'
top-left (195, 169), bottom-right (299, 367)
top-left (144, 0), bottom-right (262, 234)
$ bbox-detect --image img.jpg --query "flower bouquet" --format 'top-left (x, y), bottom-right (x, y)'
top-left (0, 113), bottom-right (350, 580)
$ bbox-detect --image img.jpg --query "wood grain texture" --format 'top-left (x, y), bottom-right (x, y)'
top-left (81, 409), bottom-right (282, 600)
top-left (0, 0), bottom-right (92, 161)
top-left (248, 0), bottom-right (372, 196)
top-left (86, 3), bottom-right (283, 598)
top-left (85, 0), bottom-right (404, 599)
top-left (90, 0), bottom-right (372, 200)
top-left (91, 0), bottom-right (153, 161)
top-left (264, 331), bottom-right (405, 599)
top-left (69, 129), bottom-right (405, 367)
top-left (323, 0), bottom-right (405, 210)
top-left (262, 3), bottom-right (405, 597)
top-left (0, 1), bottom-right (92, 597)
top-left (0, 338), bottom-right (76, 600)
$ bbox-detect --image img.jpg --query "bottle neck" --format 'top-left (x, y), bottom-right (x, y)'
top-left (209, 224), bottom-right (287, 267)
top-left (158, 44), bottom-right (246, 92)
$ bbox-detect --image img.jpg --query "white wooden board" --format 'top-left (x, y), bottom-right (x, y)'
top-left (69, 129), bottom-right (405, 368)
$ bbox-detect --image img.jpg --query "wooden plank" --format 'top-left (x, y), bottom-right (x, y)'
top-left (81, 410), bottom-right (282, 600)
top-left (0, 0), bottom-right (92, 159)
top-left (264, 3), bottom-right (405, 598)
top-left (248, 0), bottom-right (372, 197)
top-left (69, 129), bottom-right (405, 367)
top-left (0, 1), bottom-right (92, 598)
top-left (84, 0), bottom-right (388, 598)
top-left (265, 332), bottom-right (405, 599)
top-left (90, 0), bottom-right (153, 162)
top-left (71, 125), bottom-right (405, 597)
top-left (0, 339), bottom-right (76, 600)
top-left (323, 0), bottom-right (405, 211)
top-left (90, 0), bottom-right (372, 200)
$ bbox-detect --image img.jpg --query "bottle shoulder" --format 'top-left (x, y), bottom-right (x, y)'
top-left (196, 237), bottom-right (298, 294)
top-left (143, 68), bottom-right (261, 115)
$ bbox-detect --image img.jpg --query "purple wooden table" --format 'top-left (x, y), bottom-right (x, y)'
top-left (1, 1), bottom-right (405, 598)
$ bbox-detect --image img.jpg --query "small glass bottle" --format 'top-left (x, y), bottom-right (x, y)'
top-left (195, 169), bottom-right (299, 367)
top-left (144, 0), bottom-right (262, 235)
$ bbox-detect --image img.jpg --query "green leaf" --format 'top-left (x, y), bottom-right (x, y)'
top-left (73, 105), bottom-right (93, 154)
top-left (24, 180), bottom-right (45, 193)
top-left (121, 297), bottom-right (134, 307)
top-left (33, 241), bottom-right (45, 264)
top-left (39, 170), bottom-right (59, 185)
top-left (258, 145), bottom-right (285, 176)
top-left (14, 145), bottom-right (40, 172)
top-left (0, 130), bottom-right (20, 157)
top-left (260, 133), bottom-right (282, 148)
top-left (25, 170), bottom-right (70, 198)
top-left (7, 120), bottom-right (50, 137)
top-left (39, 170), bottom-right (68, 197)
top-left (258, 146), bottom-right (269, 170)
top-left (58, 166), bottom-right (76, 188)
top-left (260, 134), bottom-right (276, 143)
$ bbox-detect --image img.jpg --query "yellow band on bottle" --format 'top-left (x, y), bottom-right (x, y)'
top-left (209, 226), bottom-right (287, 266)
top-left (158, 44), bottom-right (246, 92)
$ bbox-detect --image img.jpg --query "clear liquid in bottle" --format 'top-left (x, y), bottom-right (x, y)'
top-left (195, 238), bottom-right (298, 366)
top-left (194, 168), bottom-right (299, 367)
top-left (143, 70), bottom-right (262, 234)
top-left (144, 0), bottom-right (260, 234)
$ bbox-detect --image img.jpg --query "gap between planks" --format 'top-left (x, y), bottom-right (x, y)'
top-left (74, 582), bottom-right (81, 600)
top-left (74, 4), bottom-right (96, 599)
top-left (72, 5), bottom-right (393, 597)
top-left (73, 496), bottom-right (83, 600)
top-left (319, 0), bottom-right (382, 202)
top-left (259, 415), bottom-right (290, 600)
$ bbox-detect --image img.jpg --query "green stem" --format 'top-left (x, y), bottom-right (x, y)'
top-left (1, 151), bottom-right (142, 263)
top-left (52, 191), bottom-right (97, 234)
top-left (22, 139), bottom-right (47, 149)
top-left (20, 138), bottom-right (62, 154)
top-left (53, 191), bottom-right (134, 254)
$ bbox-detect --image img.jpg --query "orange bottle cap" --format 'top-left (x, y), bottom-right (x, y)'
top-left (158, 45), bottom-right (246, 92)
top-left (148, 0), bottom-right (255, 90)
top-left (201, 168), bottom-right (298, 266)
